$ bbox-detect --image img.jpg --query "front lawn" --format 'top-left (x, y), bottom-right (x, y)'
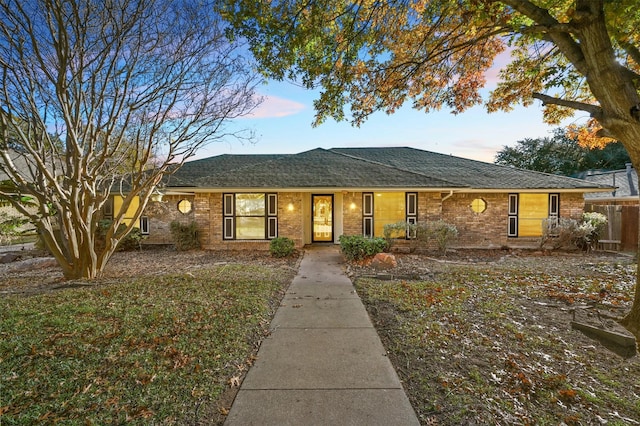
top-left (354, 253), bottom-right (640, 425)
top-left (1, 262), bottom-right (293, 424)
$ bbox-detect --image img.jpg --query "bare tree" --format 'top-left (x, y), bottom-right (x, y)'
top-left (0, 0), bottom-right (260, 279)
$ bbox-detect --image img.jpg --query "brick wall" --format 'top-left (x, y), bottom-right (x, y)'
top-left (197, 192), bottom-right (307, 251)
top-left (442, 192), bottom-right (585, 248)
top-left (560, 193), bottom-right (586, 219)
top-left (278, 192), bottom-right (305, 247)
top-left (143, 194), bottom-right (196, 245)
top-left (419, 192), bottom-right (442, 222)
top-left (342, 191), bottom-right (362, 236)
top-left (442, 193), bottom-right (508, 247)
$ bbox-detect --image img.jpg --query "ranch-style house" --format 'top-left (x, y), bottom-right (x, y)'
top-left (127, 147), bottom-right (612, 250)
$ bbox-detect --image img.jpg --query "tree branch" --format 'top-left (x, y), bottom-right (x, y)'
top-left (499, 0), bottom-right (590, 77)
top-left (532, 92), bottom-right (602, 118)
top-left (620, 41), bottom-right (640, 72)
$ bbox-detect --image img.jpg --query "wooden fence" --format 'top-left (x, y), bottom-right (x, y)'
top-left (590, 205), bottom-right (638, 252)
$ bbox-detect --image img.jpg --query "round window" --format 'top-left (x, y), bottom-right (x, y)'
top-left (177, 199), bottom-right (192, 214)
top-left (470, 198), bottom-right (487, 214)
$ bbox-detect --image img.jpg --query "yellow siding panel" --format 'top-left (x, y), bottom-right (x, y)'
top-left (112, 195), bottom-right (140, 227)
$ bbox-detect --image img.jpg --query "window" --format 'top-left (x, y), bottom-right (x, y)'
top-left (363, 192), bottom-right (414, 238)
top-left (508, 194), bottom-right (518, 237)
top-left (406, 193), bottom-right (418, 239)
top-left (177, 199), bottom-right (192, 214)
top-left (363, 193), bottom-right (373, 238)
top-left (223, 193), bottom-right (277, 240)
top-left (103, 197), bottom-right (114, 219)
top-left (508, 193), bottom-right (559, 237)
top-left (139, 216), bottom-right (150, 235)
top-left (471, 198), bottom-right (487, 213)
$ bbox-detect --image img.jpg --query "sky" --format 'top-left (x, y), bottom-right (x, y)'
top-left (195, 55), bottom-right (585, 164)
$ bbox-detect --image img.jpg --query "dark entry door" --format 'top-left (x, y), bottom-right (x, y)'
top-left (312, 195), bottom-right (333, 242)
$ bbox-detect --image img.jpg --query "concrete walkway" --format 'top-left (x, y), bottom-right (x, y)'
top-left (224, 245), bottom-right (420, 426)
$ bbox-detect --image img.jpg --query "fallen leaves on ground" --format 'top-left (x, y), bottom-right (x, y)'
top-left (353, 250), bottom-right (639, 425)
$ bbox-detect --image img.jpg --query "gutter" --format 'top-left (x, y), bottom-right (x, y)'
top-left (626, 163), bottom-right (638, 196)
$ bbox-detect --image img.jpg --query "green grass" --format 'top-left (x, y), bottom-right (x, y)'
top-left (0, 264), bottom-right (291, 424)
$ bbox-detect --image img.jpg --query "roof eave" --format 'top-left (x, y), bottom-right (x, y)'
top-left (162, 186), bottom-right (609, 194)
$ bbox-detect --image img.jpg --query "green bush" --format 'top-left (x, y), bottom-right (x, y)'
top-left (383, 221), bottom-right (412, 241)
top-left (269, 237), bottom-right (296, 257)
top-left (96, 219), bottom-right (146, 252)
top-left (117, 226), bottom-right (145, 251)
top-left (170, 221), bottom-right (200, 251)
top-left (338, 235), bottom-right (388, 261)
top-left (0, 212), bottom-right (28, 245)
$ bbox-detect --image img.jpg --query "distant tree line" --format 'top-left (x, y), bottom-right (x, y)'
top-left (494, 129), bottom-right (631, 176)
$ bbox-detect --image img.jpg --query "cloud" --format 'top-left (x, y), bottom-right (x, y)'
top-left (447, 139), bottom-right (504, 163)
top-left (246, 94), bottom-right (306, 118)
top-left (484, 48), bottom-right (514, 88)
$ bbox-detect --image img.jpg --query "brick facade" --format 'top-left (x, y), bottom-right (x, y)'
top-left (143, 194), bottom-right (196, 245)
top-left (442, 193), bottom-right (508, 247)
top-left (342, 192), bottom-right (363, 236)
top-left (277, 192), bottom-right (305, 247)
top-left (145, 190), bottom-right (586, 250)
top-left (442, 192), bottom-right (585, 248)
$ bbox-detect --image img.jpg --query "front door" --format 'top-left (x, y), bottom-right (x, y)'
top-left (312, 195), bottom-right (333, 242)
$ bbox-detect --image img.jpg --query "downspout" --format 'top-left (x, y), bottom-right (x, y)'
top-left (626, 163), bottom-right (637, 196)
top-left (441, 190), bottom-right (454, 202)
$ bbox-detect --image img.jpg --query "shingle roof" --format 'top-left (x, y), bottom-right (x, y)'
top-left (165, 147), bottom-right (610, 191)
top-left (166, 154), bottom-right (288, 187)
top-left (582, 167), bottom-right (638, 199)
top-left (331, 147), bottom-right (603, 190)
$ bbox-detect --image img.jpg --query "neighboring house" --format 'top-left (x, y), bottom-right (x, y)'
top-left (141, 147), bottom-right (612, 250)
top-left (582, 164), bottom-right (638, 205)
top-left (582, 164), bottom-right (639, 251)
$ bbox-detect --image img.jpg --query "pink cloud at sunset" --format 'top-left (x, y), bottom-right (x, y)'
top-left (246, 94), bottom-right (306, 118)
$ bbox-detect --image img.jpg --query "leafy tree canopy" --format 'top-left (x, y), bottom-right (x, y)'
top-left (220, 0), bottom-right (640, 335)
top-left (221, 0), bottom-right (640, 161)
top-left (495, 129), bottom-right (631, 175)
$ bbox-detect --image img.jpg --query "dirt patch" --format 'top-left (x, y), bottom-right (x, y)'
top-left (350, 249), bottom-right (640, 425)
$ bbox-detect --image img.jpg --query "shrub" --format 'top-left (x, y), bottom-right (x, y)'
top-left (382, 220), bottom-right (458, 254)
top-left (170, 221), bottom-right (200, 251)
top-left (117, 227), bottom-right (145, 251)
top-left (269, 237), bottom-right (295, 258)
top-left (0, 212), bottom-right (28, 245)
top-left (338, 235), bottom-right (388, 261)
top-left (428, 220), bottom-right (459, 254)
top-left (383, 221), bottom-right (412, 241)
top-left (540, 212), bottom-right (607, 252)
top-left (95, 219), bottom-right (146, 252)
top-left (540, 217), bottom-right (577, 250)
top-left (383, 221), bottom-right (416, 250)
